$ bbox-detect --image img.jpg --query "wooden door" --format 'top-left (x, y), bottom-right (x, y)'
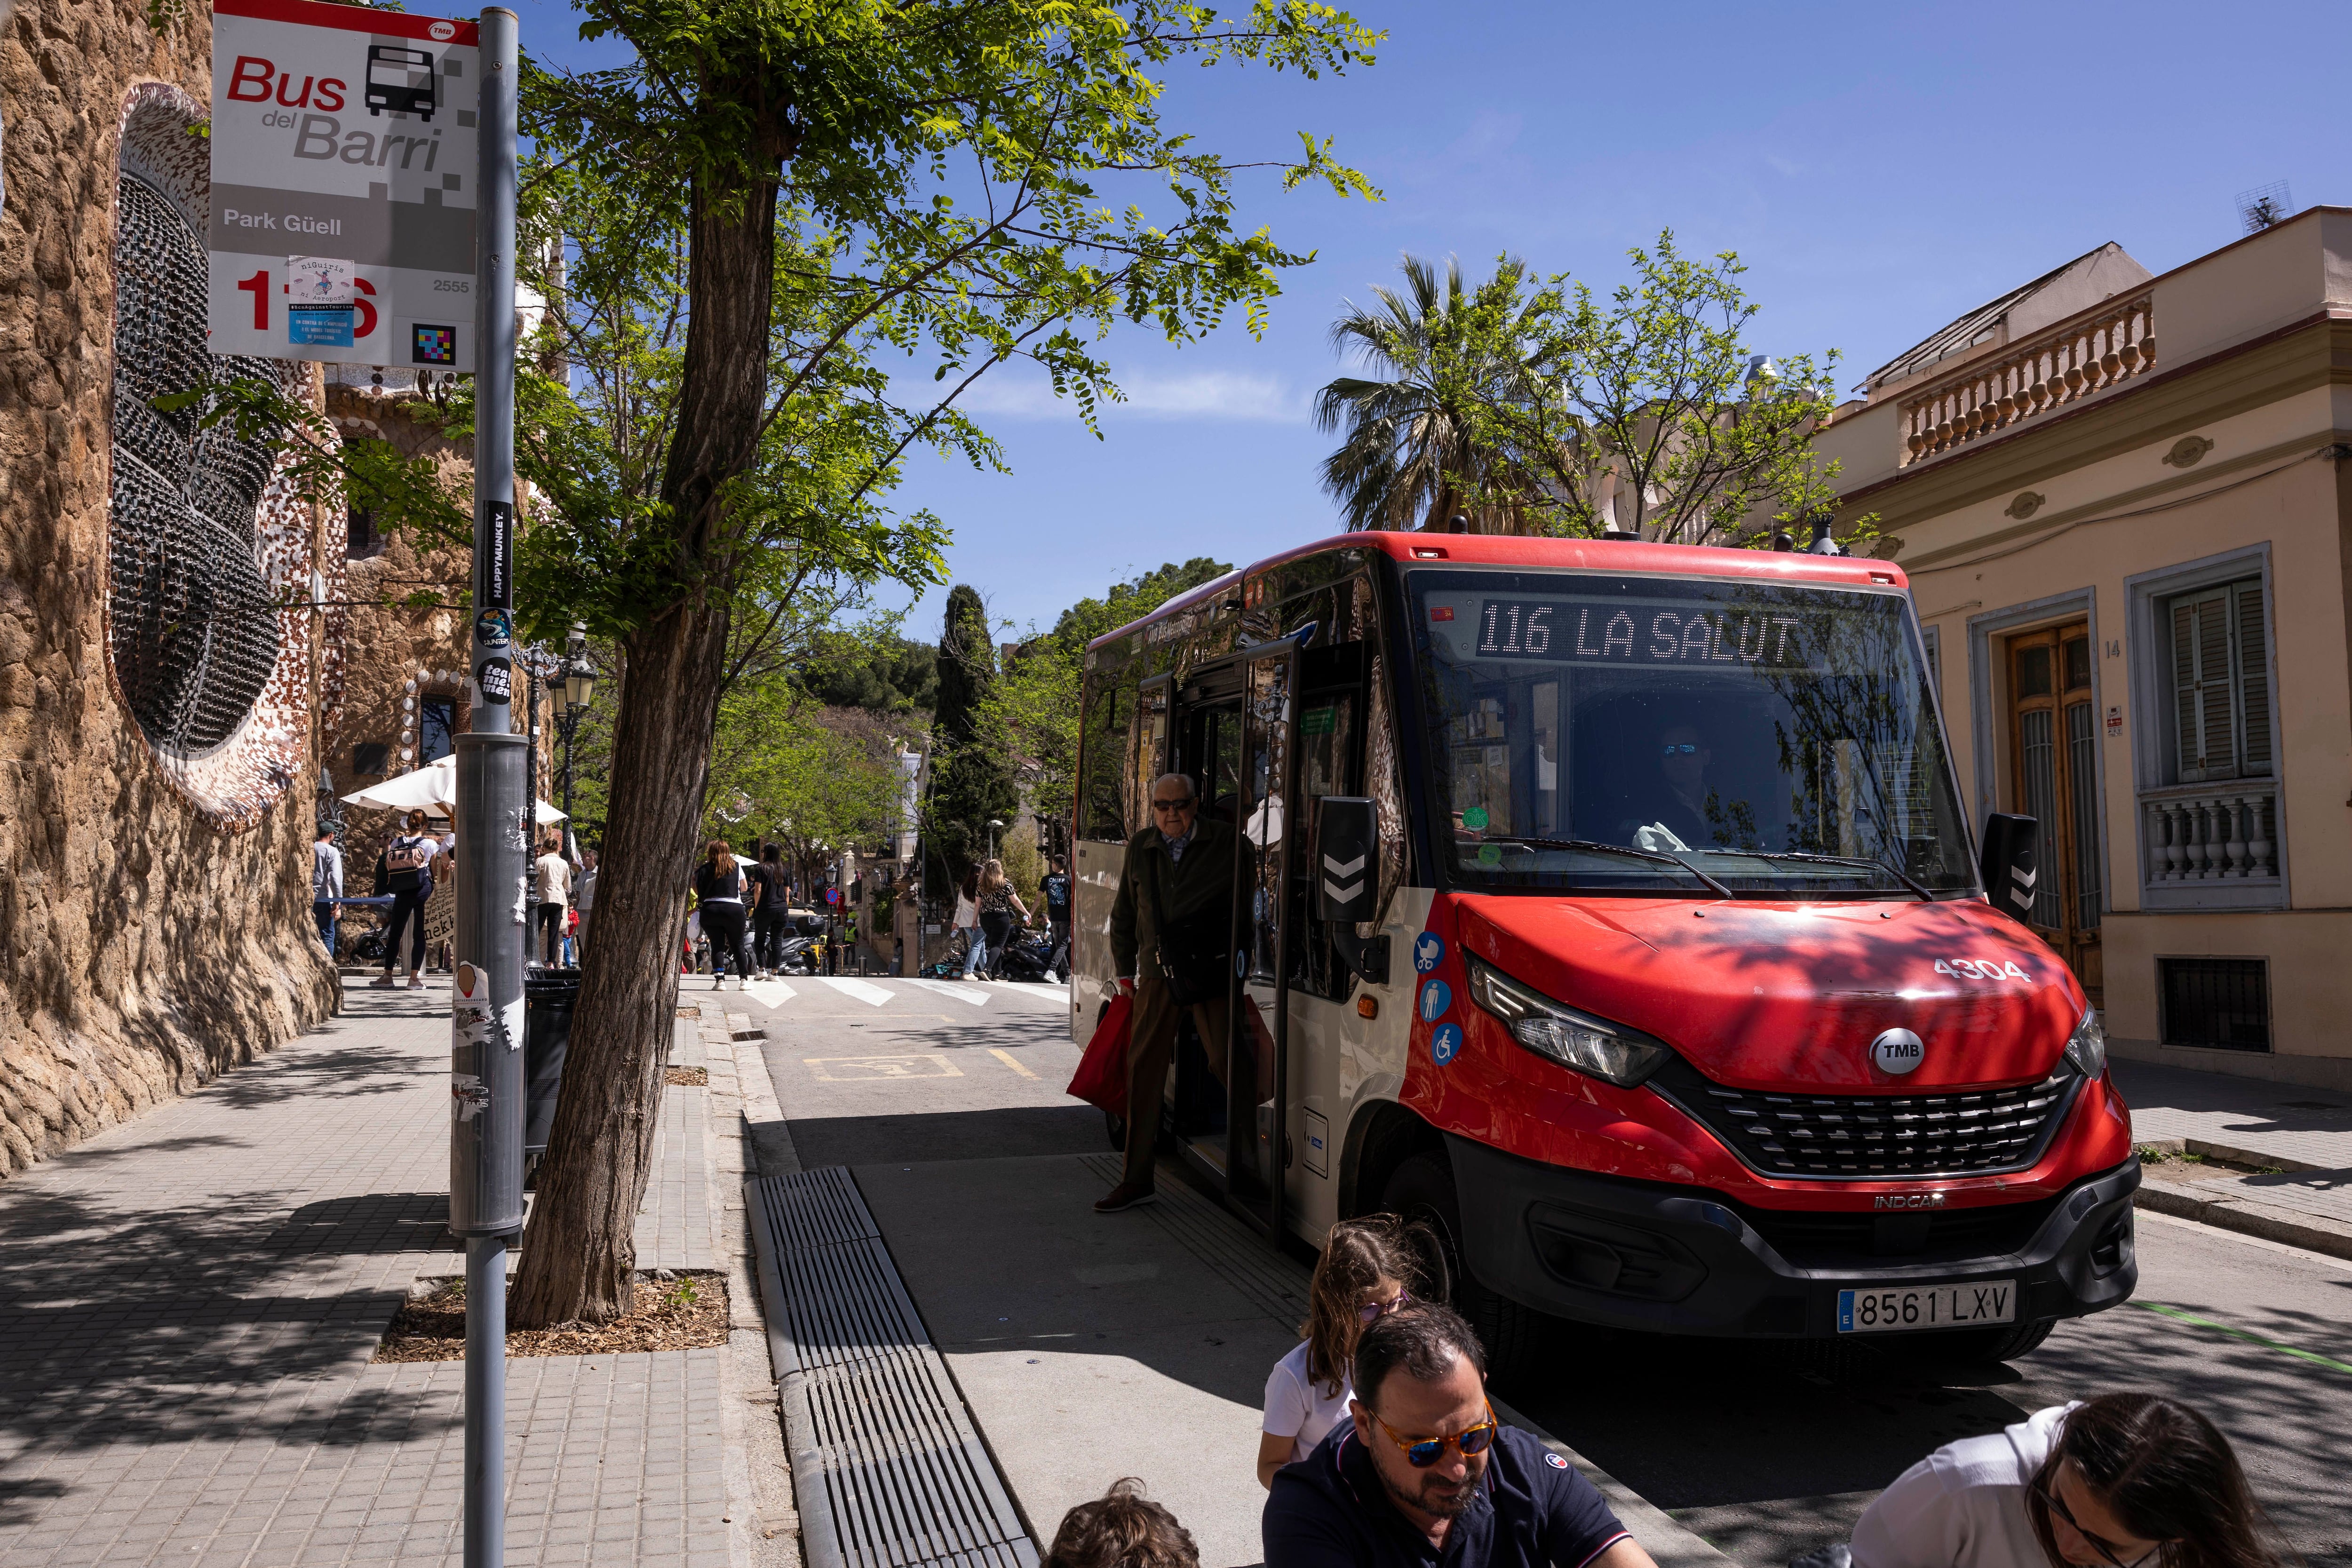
top-left (2008, 625), bottom-right (2103, 1006)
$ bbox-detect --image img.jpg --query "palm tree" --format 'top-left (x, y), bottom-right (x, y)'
top-left (1313, 255), bottom-right (1536, 532)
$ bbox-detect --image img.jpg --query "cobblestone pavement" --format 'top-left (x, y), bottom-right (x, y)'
top-left (0, 983), bottom-right (730, 1567)
top-left (2116, 1059), bottom-right (2352, 1230)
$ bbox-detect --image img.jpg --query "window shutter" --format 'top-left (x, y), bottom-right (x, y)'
top-left (2233, 581), bottom-right (2272, 776)
top-left (2171, 596), bottom-right (2207, 781)
top-left (2195, 597), bottom-right (2236, 779)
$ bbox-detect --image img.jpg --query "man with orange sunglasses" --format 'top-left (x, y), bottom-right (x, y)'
top-left (1264, 1305), bottom-right (1660, 1568)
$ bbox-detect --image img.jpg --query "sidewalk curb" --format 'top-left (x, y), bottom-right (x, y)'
top-left (1489, 1396), bottom-right (1733, 1568)
top-left (2130, 1135), bottom-right (2332, 1176)
top-left (2131, 1180), bottom-right (2352, 1263)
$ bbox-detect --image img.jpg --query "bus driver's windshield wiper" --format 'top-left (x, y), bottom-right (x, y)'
top-left (1483, 837), bottom-right (1736, 899)
top-left (1727, 848), bottom-right (1934, 901)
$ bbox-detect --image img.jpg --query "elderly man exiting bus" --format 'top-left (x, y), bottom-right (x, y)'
top-left (1100, 771), bottom-right (1237, 1214)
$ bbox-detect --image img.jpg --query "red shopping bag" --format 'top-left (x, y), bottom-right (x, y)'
top-left (1066, 993), bottom-right (1134, 1117)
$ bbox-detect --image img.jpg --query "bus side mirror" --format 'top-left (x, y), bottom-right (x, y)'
top-left (1316, 797), bottom-right (1389, 984)
top-left (1979, 812), bottom-right (2039, 923)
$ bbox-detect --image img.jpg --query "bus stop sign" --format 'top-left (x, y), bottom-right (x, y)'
top-left (208, 0), bottom-right (481, 370)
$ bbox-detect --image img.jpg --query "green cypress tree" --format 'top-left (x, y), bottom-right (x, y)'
top-left (930, 584), bottom-right (1018, 887)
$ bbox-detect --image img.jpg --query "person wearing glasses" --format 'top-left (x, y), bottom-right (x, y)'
top-left (1625, 722), bottom-right (1718, 852)
top-left (1258, 1217), bottom-right (1432, 1489)
top-left (1264, 1304), bottom-right (1657, 1568)
top-left (1843, 1394), bottom-right (2279, 1568)
top-left (1099, 772), bottom-right (1237, 1214)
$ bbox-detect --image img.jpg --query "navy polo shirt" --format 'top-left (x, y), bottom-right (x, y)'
top-left (1264, 1421), bottom-right (1629, 1568)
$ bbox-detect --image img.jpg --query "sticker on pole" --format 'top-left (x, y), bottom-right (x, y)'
top-left (208, 0), bottom-right (481, 370)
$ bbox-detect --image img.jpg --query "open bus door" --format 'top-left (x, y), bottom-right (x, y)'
top-left (1162, 640), bottom-right (1297, 1242)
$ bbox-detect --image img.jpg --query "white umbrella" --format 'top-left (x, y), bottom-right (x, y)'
top-left (341, 755), bottom-right (566, 825)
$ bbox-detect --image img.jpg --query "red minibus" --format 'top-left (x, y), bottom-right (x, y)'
top-left (1069, 531), bottom-right (2136, 1366)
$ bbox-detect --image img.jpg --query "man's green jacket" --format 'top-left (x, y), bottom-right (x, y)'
top-left (1110, 817), bottom-right (1237, 982)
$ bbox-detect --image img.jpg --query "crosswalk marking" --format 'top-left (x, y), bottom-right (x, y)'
top-left (816, 976), bottom-right (894, 1008)
top-left (742, 979), bottom-right (795, 1009)
top-left (906, 978), bottom-right (989, 1007)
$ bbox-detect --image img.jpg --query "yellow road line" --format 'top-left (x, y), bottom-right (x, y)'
top-left (989, 1048), bottom-right (1038, 1080)
top-left (2132, 1301), bottom-right (2352, 1375)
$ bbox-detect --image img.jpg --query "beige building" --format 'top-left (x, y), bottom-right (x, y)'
top-left (1820, 211), bottom-right (2352, 1089)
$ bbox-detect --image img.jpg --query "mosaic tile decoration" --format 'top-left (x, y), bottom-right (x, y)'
top-left (107, 84), bottom-right (316, 831)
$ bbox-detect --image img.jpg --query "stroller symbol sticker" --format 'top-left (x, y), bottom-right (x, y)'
top-left (1414, 932), bottom-right (1445, 973)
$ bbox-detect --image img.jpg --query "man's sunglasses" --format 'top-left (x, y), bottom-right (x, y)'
top-left (1152, 797), bottom-right (1195, 812)
top-left (1661, 743), bottom-right (1698, 755)
top-left (1357, 1289), bottom-right (1412, 1325)
top-left (1372, 1405), bottom-right (1498, 1469)
top-left (2030, 1475), bottom-right (2160, 1568)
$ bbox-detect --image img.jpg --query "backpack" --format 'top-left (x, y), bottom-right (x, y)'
top-left (385, 836), bottom-right (430, 892)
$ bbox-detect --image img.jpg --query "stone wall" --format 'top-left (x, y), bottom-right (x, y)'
top-left (0, 0), bottom-right (337, 1177)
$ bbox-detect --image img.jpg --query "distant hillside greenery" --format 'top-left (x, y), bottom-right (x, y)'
top-left (988, 558), bottom-right (1233, 831)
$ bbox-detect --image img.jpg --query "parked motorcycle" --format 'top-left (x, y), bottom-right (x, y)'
top-left (990, 928), bottom-right (1064, 983)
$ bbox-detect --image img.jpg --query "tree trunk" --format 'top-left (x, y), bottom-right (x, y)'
top-left (510, 141), bottom-right (782, 1327)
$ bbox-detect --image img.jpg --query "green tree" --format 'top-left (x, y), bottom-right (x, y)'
top-left (1315, 238), bottom-right (1854, 545)
top-left (1313, 255), bottom-right (1538, 531)
top-left (930, 584), bottom-right (1017, 884)
top-left (985, 557), bottom-right (1232, 833)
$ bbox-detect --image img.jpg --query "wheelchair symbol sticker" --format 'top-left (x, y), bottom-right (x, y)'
top-left (1430, 1024), bottom-right (1463, 1066)
top-left (1413, 932), bottom-right (1445, 974)
top-left (1418, 979), bottom-right (1452, 1023)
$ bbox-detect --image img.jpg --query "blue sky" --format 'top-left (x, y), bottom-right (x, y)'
top-left (513, 0), bottom-right (2346, 642)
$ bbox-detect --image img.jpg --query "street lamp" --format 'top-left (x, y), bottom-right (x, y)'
top-left (988, 818), bottom-right (1005, 861)
top-left (556, 623), bottom-right (595, 854)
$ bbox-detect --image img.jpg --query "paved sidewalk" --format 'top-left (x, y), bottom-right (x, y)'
top-left (0, 983), bottom-right (732, 1568)
top-left (2114, 1059), bottom-right (2352, 1253)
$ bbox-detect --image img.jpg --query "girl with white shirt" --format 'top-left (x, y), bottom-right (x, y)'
top-left (1850, 1394), bottom-right (2278, 1568)
top-left (1255, 1217), bottom-right (1429, 1489)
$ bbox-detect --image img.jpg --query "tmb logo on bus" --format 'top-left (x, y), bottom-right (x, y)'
top-left (1868, 1027), bottom-right (1925, 1075)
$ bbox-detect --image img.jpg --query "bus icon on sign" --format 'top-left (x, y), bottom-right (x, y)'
top-left (366, 45), bottom-right (438, 120)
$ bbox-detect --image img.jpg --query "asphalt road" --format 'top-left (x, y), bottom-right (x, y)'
top-left (738, 973), bottom-right (2352, 1568)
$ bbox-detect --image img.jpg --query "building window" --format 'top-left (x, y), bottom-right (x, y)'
top-left (419, 696), bottom-right (456, 764)
top-left (347, 504), bottom-right (385, 560)
top-left (2126, 552), bottom-right (2283, 910)
top-left (2157, 957), bottom-right (2270, 1051)
top-left (2164, 577), bottom-right (2270, 784)
top-left (352, 741), bottom-right (390, 776)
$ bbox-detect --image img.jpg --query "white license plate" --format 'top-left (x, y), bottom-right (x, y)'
top-left (1837, 1280), bottom-right (2017, 1334)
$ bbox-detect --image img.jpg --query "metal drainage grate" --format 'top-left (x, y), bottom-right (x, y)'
top-left (749, 1167), bottom-right (1038, 1568)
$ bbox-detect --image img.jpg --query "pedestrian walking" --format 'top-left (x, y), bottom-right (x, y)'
top-left (749, 844), bottom-right (787, 976)
top-left (1042, 854), bottom-right (1072, 973)
top-left (1845, 1394), bottom-right (2280, 1568)
top-left (1259, 1217), bottom-right (1428, 1489)
top-left (692, 839), bottom-right (752, 990)
top-left (1044, 1480), bottom-right (1198, 1568)
top-left (975, 858), bottom-right (1033, 980)
top-left (1263, 1305), bottom-right (1654, 1568)
top-left (954, 868), bottom-right (985, 979)
top-left (370, 809), bottom-right (438, 989)
top-left (573, 846), bottom-right (598, 958)
top-left (1097, 772), bottom-right (1235, 1213)
top-left (311, 827), bottom-right (343, 957)
top-left (533, 833), bottom-right (571, 967)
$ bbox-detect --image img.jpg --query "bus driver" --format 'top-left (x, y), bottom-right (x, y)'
top-left (1629, 722), bottom-right (1716, 852)
top-left (1099, 772), bottom-right (1237, 1214)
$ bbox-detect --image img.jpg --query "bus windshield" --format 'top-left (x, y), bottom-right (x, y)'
top-left (1410, 568), bottom-right (1976, 898)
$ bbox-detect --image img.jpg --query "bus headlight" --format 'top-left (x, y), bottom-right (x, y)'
top-left (1464, 955), bottom-right (1671, 1088)
top-left (2062, 1006), bottom-right (2108, 1080)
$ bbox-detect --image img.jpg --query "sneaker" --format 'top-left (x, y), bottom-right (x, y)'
top-left (408, 975), bottom-right (425, 989)
top-left (1092, 1182), bottom-right (1157, 1214)
top-left (369, 975), bottom-right (396, 988)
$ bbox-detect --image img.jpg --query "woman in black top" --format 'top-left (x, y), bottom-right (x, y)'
top-left (692, 838), bottom-right (753, 990)
top-left (974, 859), bottom-right (1033, 980)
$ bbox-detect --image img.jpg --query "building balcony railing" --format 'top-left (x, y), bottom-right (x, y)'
top-left (2139, 780), bottom-right (2279, 888)
top-left (1899, 295), bottom-right (2155, 467)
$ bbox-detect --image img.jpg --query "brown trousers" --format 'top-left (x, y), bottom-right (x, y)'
top-left (1123, 974), bottom-right (1230, 1189)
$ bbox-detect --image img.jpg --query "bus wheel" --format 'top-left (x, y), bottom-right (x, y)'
top-left (1887, 1317), bottom-right (2057, 1366)
top-left (1381, 1152), bottom-right (1543, 1379)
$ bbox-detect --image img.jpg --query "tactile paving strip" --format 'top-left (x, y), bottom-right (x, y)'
top-left (751, 1168), bottom-right (1040, 1568)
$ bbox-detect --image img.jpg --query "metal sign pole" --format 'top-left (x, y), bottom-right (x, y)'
top-left (449, 11), bottom-right (523, 1568)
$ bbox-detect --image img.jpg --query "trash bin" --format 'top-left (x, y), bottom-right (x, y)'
top-left (524, 968), bottom-right (582, 1162)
